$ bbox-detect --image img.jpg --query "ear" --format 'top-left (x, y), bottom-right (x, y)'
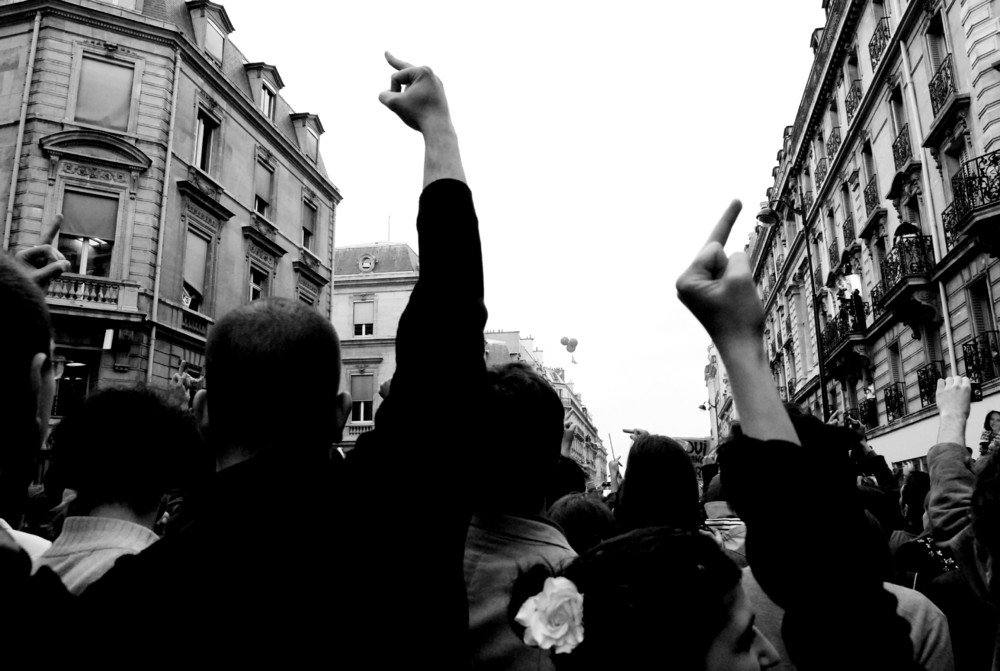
top-left (29, 352), bottom-right (51, 448)
top-left (331, 391), bottom-right (351, 444)
top-left (193, 389), bottom-right (210, 438)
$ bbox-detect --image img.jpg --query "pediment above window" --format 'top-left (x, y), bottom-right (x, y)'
top-left (244, 62), bottom-right (284, 90)
top-left (39, 130), bottom-right (152, 172)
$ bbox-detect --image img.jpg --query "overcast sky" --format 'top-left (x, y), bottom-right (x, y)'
top-left (231, 1), bottom-right (828, 453)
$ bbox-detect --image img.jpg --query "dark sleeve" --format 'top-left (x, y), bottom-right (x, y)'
top-left (723, 432), bottom-right (919, 670)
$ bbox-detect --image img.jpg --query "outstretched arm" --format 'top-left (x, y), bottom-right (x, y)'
top-left (675, 201), bottom-right (798, 445)
top-left (927, 376), bottom-right (976, 539)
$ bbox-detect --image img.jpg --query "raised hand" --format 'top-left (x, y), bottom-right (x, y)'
top-left (14, 213), bottom-right (71, 289)
top-left (936, 376), bottom-right (971, 446)
top-left (378, 52), bottom-right (452, 134)
top-left (675, 201), bottom-right (764, 350)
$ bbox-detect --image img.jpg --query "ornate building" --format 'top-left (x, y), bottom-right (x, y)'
top-left (484, 330), bottom-right (608, 490)
top-left (332, 242), bottom-right (419, 450)
top-left (0, 1), bottom-right (340, 424)
top-left (749, 0), bottom-right (1000, 466)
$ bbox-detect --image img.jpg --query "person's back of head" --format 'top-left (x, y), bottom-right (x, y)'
top-left (546, 455), bottom-right (587, 505)
top-left (49, 387), bottom-right (208, 524)
top-left (0, 254), bottom-right (53, 524)
top-left (616, 434), bottom-right (700, 532)
top-left (900, 470), bottom-right (930, 532)
top-left (972, 450), bottom-right (1000, 598)
top-left (547, 492), bottom-right (616, 554)
top-left (202, 298), bottom-right (348, 464)
top-left (478, 362), bottom-right (564, 515)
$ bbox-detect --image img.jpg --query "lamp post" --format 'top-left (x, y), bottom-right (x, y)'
top-left (756, 189), bottom-right (831, 422)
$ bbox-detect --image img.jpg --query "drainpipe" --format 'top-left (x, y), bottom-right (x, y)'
top-left (2, 12), bottom-right (41, 251)
top-left (899, 42), bottom-right (958, 373)
top-left (146, 49), bottom-right (182, 383)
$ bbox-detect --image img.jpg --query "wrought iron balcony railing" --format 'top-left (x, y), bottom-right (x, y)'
top-left (893, 123), bottom-right (911, 170)
top-left (828, 239), bottom-right (840, 267)
top-left (864, 174), bottom-right (880, 217)
top-left (869, 17), bottom-right (892, 70)
top-left (842, 213), bottom-right (856, 248)
top-left (804, 190), bottom-right (814, 212)
top-left (884, 381), bottom-right (907, 423)
top-left (846, 79), bottom-right (863, 124)
top-left (869, 281), bottom-right (886, 320)
top-left (859, 397), bottom-right (879, 429)
top-left (777, 253), bottom-right (785, 271)
top-left (816, 157), bottom-right (829, 187)
top-left (787, 378), bottom-right (797, 398)
top-left (929, 54), bottom-right (956, 118)
top-left (827, 126), bottom-right (842, 158)
top-left (877, 234), bottom-right (934, 299)
top-left (949, 147), bottom-right (1000, 224)
top-left (822, 295), bottom-right (868, 354)
top-left (963, 331), bottom-right (1000, 384)
top-left (768, 272), bottom-right (776, 287)
top-left (941, 203), bottom-right (962, 251)
top-left (917, 360), bottom-right (945, 407)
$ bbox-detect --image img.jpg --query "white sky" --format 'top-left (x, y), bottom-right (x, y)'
top-left (231, 0), bottom-right (828, 452)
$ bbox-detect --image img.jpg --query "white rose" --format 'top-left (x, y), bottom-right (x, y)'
top-left (515, 577), bottom-right (584, 654)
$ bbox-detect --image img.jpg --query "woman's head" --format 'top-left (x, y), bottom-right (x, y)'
top-left (547, 492), bottom-right (617, 554)
top-left (616, 434), bottom-right (700, 532)
top-left (985, 411), bottom-right (1000, 434)
top-left (514, 528), bottom-right (779, 670)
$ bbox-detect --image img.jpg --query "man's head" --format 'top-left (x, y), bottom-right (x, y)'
top-left (478, 362), bottom-right (564, 514)
top-left (0, 254), bottom-right (54, 523)
top-left (899, 470), bottom-right (930, 530)
top-left (972, 449), bottom-right (1000, 597)
top-left (50, 388), bottom-right (208, 523)
top-left (196, 298), bottom-right (350, 466)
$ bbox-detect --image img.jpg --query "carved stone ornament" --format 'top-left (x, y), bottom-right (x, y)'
top-left (187, 165), bottom-right (221, 200)
top-left (62, 161), bottom-right (128, 185)
top-left (184, 201), bottom-right (220, 232)
top-left (249, 242), bottom-right (275, 268)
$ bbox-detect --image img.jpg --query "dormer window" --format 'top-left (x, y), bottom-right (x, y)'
top-left (261, 83), bottom-right (275, 120)
top-left (206, 19), bottom-right (226, 62)
top-left (304, 128), bottom-right (319, 162)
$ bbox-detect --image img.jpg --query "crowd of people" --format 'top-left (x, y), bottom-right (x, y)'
top-left (2, 53), bottom-right (998, 670)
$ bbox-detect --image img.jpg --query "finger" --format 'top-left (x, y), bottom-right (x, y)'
top-left (31, 259), bottom-right (71, 284)
top-left (389, 67), bottom-right (420, 93)
top-left (705, 200), bottom-right (742, 248)
top-left (39, 214), bottom-right (63, 246)
top-left (680, 241), bottom-right (728, 286)
top-left (385, 51), bottom-right (414, 71)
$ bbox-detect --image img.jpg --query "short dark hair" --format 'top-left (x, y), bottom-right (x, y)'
top-left (548, 492), bottom-right (617, 554)
top-left (616, 434), bottom-right (700, 532)
top-left (547, 455), bottom-right (587, 504)
top-left (50, 387), bottom-right (208, 514)
top-left (0, 254), bottom-right (51, 522)
top-left (478, 362), bottom-right (564, 512)
top-left (900, 471), bottom-right (930, 525)
top-left (206, 298), bottom-right (342, 452)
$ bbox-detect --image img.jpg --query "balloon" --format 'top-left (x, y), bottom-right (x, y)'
top-left (567, 344), bottom-right (577, 353)
top-left (560, 336), bottom-right (569, 346)
top-left (568, 338), bottom-right (578, 348)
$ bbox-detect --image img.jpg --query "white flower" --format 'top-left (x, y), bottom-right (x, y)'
top-left (514, 577), bottom-right (584, 654)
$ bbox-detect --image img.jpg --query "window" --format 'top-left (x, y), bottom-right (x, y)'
top-left (926, 15), bottom-right (947, 73)
top-left (302, 201), bottom-right (317, 251)
top-left (205, 19), bottom-right (226, 63)
top-left (304, 128), bottom-right (319, 161)
top-left (183, 230), bottom-right (209, 312)
top-left (75, 56), bottom-right (134, 131)
top-left (261, 84), bottom-right (275, 120)
top-left (254, 162), bottom-right (273, 218)
top-left (351, 374), bottom-right (374, 422)
top-left (353, 301), bottom-right (374, 336)
top-left (195, 110), bottom-right (217, 174)
top-left (249, 267), bottom-right (268, 301)
top-left (888, 341), bottom-right (902, 382)
top-left (968, 278), bottom-right (997, 337)
top-left (51, 355), bottom-right (91, 418)
top-left (56, 190), bottom-right (118, 277)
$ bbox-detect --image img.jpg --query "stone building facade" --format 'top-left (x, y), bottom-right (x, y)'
top-left (749, 0), bottom-right (1000, 465)
top-left (0, 1), bottom-right (340, 425)
top-left (332, 242), bottom-right (419, 449)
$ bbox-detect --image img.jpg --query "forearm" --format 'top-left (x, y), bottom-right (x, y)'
top-left (422, 123), bottom-right (466, 188)
top-left (717, 340), bottom-right (799, 445)
top-left (937, 413), bottom-right (966, 447)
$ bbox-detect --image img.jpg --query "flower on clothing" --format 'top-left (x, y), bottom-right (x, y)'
top-left (514, 576), bottom-right (584, 654)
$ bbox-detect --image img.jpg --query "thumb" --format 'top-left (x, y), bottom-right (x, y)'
top-left (378, 90), bottom-right (397, 108)
top-left (32, 259), bottom-right (71, 284)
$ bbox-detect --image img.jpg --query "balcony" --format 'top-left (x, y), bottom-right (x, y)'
top-left (827, 127), bottom-right (842, 158)
top-left (869, 17), bottom-right (892, 71)
top-left (945, 148), bottom-right (1000, 255)
top-left (846, 80), bottom-right (863, 124)
top-left (875, 235), bottom-right (934, 304)
top-left (929, 54), bottom-right (956, 118)
top-left (816, 157), bottom-right (829, 187)
top-left (821, 295), bottom-right (867, 357)
top-left (963, 331), bottom-right (1000, 385)
top-left (347, 423), bottom-right (375, 437)
top-left (842, 213), bottom-right (856, 249)
top-left (917, 360), bottom-right (945, 408)
top-left (859, 397), bottom-right (879, 430)
top-left (884, 381), bottom-right (907, 423)
top-left (893, 124), bottom-right (911, 170)
top-left (864, 175), bottom-right (880, 217)
top-left (828, 239), bottom-right (840, 268)
top-left (869, 282), bottom-right (886, 320)
top-left (787, 378), bottom-right (797, 398)
top-left (46, 275), bottom-right (140, 313)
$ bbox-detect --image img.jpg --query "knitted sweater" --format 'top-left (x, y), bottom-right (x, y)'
top-left (33, 516), bottom-right (158, 594)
